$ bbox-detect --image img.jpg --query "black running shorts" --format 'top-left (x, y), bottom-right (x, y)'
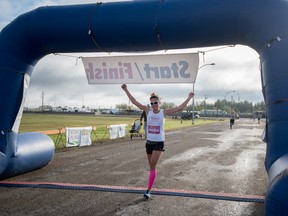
top-left (145, 140), bottom-right (165, 154)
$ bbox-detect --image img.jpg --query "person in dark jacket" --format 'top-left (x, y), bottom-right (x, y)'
top-left (140, 104), bottom-right (150, 138)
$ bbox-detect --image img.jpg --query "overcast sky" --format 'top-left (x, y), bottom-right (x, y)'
top-left (0, 0), bottom-right (263, 110)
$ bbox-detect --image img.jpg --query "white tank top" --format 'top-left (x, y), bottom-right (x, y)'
top-left (147, 109), bottom-right (165, 141)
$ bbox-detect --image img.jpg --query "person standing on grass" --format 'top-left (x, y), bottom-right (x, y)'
top-left (121, 84), bottom-right (194, 199)
top-left (140, 104), bottom-right (150, 138)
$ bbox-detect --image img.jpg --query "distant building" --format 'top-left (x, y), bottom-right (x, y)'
top-left (40, 105), bottom-right (52, 112)
top-left (253, 111), bottom-right (266, 118)
top-left (199, 109), bottom-right (226, 116)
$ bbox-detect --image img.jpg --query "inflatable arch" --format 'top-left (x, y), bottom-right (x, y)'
top-left (1, 0), bottom-right (288, 214)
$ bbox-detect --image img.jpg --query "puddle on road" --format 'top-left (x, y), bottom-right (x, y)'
top-left (163, 127), bottom-right (263, 165)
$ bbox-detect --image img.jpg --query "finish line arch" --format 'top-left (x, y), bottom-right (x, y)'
top-left (1, 0), bottom-right (288, 214)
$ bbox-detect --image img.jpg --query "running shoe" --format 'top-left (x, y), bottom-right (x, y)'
top-left (143, 190), bottom-right (151, 199)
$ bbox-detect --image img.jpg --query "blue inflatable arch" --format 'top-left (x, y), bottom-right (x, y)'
top-left (1, 0), bottom-right (288, 214)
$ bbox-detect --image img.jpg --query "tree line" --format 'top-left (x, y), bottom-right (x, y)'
top-left (116, 99), bottom-right (265, 114)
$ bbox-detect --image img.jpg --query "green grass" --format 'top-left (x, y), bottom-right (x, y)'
top-left (19, 113), bottom-right (218, 150)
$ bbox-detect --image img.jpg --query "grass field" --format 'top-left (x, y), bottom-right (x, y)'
top-left (19, 113), bottom-right (218, 150)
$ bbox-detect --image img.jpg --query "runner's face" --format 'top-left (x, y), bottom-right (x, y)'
top-left (150, 99), bottom-right (159, 110)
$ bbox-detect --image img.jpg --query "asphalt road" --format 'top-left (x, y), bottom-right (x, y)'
top-left (0, 118), bottom-right (267, 216)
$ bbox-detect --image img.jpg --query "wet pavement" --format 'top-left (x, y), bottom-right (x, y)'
top-left (0, 118), bottom-right (267, 216)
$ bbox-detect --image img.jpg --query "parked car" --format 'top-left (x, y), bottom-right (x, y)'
top-left (181, 111), bottom-right (199, 120)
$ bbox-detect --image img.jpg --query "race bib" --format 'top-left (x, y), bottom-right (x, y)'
top-left (148, 125), bottom-right (160, 134)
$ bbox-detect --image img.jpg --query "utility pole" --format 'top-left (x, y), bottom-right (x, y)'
top-left (41, 91), bottom-right (44, 112)
top-left (231, 95), bottom-right (234, 114)
top-left (204, 95), bottom-right (208, 121)
top-left (192, 63), bottom-right (215, 124)
top-left (223, 90), bottom-right (236, 120)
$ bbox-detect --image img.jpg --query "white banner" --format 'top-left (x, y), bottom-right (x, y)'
top-left (109, 124), bottom-right (127, 139)
top-left (82, 53), bottom-right (199, 84)
top-left (66, 126), bottom-right (92, 147)
top-left (12, 73), bottom-right (30, 133)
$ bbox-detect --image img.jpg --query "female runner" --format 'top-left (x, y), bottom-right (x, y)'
top-left (121, 84), bottom-right (194, 198)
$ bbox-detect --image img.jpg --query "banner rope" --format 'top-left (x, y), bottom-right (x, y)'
top-left (0, 180), bottom-right (265, 203)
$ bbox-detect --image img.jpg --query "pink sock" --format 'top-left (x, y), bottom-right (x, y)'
top-left (148, 169), bottom-right (157, 190)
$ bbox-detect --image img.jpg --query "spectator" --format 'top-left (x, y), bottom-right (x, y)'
top-left (140, 104), bottom-right (150, 138)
